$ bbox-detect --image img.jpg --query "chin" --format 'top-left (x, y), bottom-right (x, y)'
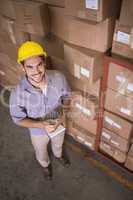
top-left (34, 77), bottom-right (43, 83)
top-left (30, 74), bottom-right (44, 83)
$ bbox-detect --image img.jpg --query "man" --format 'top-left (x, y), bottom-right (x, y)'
top-left (10, 41), bottom-right (71, 180)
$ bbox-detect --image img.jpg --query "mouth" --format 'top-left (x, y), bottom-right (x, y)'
top-left (32, 73), bottom-right (42, 79)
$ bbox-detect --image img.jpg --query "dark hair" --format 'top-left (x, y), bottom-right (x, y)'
top-left (21, 55), bottom-right (46, 66)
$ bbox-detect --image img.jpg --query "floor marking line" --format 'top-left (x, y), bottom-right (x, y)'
top-left (66, 141), bottom-right (133, 190)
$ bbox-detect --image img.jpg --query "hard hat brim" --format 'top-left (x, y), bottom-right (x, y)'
top-left (17, 51), bottom-right (47, 64)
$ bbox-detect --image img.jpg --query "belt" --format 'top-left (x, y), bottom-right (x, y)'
top-left (37, 106), bottom-right (63, 121)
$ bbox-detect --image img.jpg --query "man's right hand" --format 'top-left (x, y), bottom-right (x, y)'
top-left (18, 118), bottom-right (57, 132)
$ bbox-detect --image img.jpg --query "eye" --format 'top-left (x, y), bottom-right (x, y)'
top-left (38, 62), bottom-right (42, 66)
top-left (26, 65), bottom-right (34, 69)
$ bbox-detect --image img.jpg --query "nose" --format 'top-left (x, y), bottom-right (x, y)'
top-left (34, 65), bottom-right (41, 74)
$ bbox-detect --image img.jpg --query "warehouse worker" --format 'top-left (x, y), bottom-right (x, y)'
top-left (9, 41), bottom-right (71, 180)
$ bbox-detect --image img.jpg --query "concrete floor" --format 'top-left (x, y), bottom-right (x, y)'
top-left (0, 88), bottom-right (133, 200)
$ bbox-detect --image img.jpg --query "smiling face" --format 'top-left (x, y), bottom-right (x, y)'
top-left (22, 56), bottom-right (46, 83)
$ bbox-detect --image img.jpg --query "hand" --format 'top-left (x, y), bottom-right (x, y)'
top-left (37, 121), bottom-right (56, 132)
top-left (54, 115), bottom-right (66, 129)
top-left (44, 123), bottom-right (56, 133)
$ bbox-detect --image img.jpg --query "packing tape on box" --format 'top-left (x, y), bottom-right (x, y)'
top-left (77, 135), bottom-right (84, 142)
top-left (75, 102), bottom-right (91, 117)
top-left (104, 116), bottom-right (114, 125)
top-left (115, 72), bottom-right (133, 95)
top-left (120, 107), bottom-right (132, 116)
top-left (111, 140), bottom-right (120, 147)
top-left (104, 116), bottom-right (121, 129)
top-left (103, 142), bottom-right (111, 150)
top-left (102, 131), bottom-right (111, 140)
top-left (113, 122), bottom-right (121, 129)
top-left (0, 70), bottom-right (5, 76)
top-left (7, 20), bottom-right (16, 45)
top-left (84, 141), bottom-right (93, 148)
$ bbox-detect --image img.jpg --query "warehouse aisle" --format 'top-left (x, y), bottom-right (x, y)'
top-left (0, 89), bottom-right (132, 200)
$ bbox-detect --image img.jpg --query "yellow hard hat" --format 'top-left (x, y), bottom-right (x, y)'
top-left (17, 41), bottom-right (47, 64)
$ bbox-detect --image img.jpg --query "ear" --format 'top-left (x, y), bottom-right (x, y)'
top-left (20, 64), bottom-right (25, 72)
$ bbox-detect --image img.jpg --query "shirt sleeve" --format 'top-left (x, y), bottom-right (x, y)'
top-left (9, 88), bottom-right (27, 125)
top-left (61, 73), bottom-right (71, 98)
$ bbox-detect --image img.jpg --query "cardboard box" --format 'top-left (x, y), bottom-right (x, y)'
top-left (44, 35), bottom-right (64, 60)
top-left (101, 128), bottom-right (130, 153)
top-left (0, 51), bottom-right (23, 75)
top-left (112, 21), bottom-right (133, 60)
top-left (37, 0), bottom-right (65, 7)
top-left (48, 56), bottom-right (100, 98)
top-left (50, 56), bottom-right (66, 71)
top-left (125, 156), bottom-right (133, 171)
top-left (68, 107), bottom-right (98, 136)
top-left (119, 0), bottom-right (133, 27)
top-left (0, 62), bottom-right (22, 88)
top-left (103, 111), bottom-right (133, 140)
top-left (65, 0), bottom-right (121, 22)
top-left (0, 69), bottom-right (21, 88)
top-left (0, 32), bottom-right (17, 61)
top-left (100, 141), bottom-right (127, 163)
top-left (0, 15), bottom-right (30, 60)
top-left (50, 56), bottom-right (100, 98)
top-left (105, 88), bottom-right (133, 122)
top-left (0, 0), bottom-right (15, 19)
top-left (70, 92), bottom-right (99, 121)
top-left (128, 144), bottom-right (133, 158)
top-left (50, 7), bottom-right (115, 52)
top-left (0, 31), bottom-right (29, 61)
top-left (107, 62), bottom-right (133, 98)
top-left (0, 15), bottom-right (30, 46)
top-left (68, 74), bottom-right (101, 98)
top-left (13, 1), bottom-right (50, 36)
top-left (66, 92), bottom-right (98, 135)
top-left (0, 1), bottom-right (50, 36)
top-left (100, 141), bottom-right (113, 157)
top-left (64, 43), bottom-right (103, 83)
top-left (67, 120), bottom-right (96, 150)
top-left (0, 52), bottom-right (23, 88)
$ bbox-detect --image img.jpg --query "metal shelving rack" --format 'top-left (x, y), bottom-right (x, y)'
top-left (95, 54), bottom-right (133, 172)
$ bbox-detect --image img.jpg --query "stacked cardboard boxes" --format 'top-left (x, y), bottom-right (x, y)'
top-left (66, 92), bottom-right (99, 150)
top-left (46, 1), bottom-right (121, 150)
top-left (0, 0), bottom-right (50, 88)
top-left (65, 0), bottom-right (121, 23)
top-left (2, 0), bottom-right (132, 171)
top-left (67, 120), bottom-right (96, 150)
top-left (50, 6), bottom-right (116, 52)
top-left (100, 59), bottom-right (133, 164)
top-left (112, 0), bottom-right (133, 60)
top-left (105, 63), bottom-right (133, 122)
top-left (0, 14), bottom-right (29, 88)
top-left (101, 0), bottom-right (133, 167)
top-left (0, 0), bottom-right (50, 36)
